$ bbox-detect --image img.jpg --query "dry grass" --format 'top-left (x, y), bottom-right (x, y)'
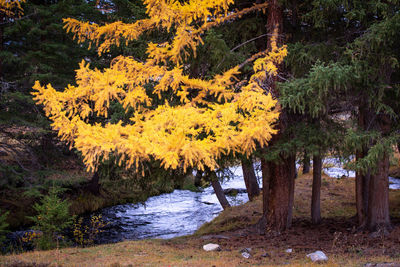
top-left (197, 172), bottom-right (359, 235)
top-left (2, 173), bottom-right (400, 267)
top-left (1, 238), bottom-right (398, 267)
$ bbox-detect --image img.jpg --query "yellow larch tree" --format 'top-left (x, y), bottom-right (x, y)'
top-left (32, 0), bottom-right (287, 175)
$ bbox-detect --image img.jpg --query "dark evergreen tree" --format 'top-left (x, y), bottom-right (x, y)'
top-left (1, 0), bottom-right (106, 89)
top-left (279, 0), bottom-right (400, 232)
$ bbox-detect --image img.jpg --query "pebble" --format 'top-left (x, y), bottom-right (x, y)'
top-left (241, 251), bottom-right (251, 259)
top-left (285, 248), bottom-right (293, 253)
top-left (203, 243), bottom-right (221, 251)
top-left (306, 250), bottom-right (328, 262)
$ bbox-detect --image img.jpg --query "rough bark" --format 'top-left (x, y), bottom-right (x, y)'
top-left (266, 154), bottom-right (296, 231)
top-left (355, 149), bottom-right (370, 227)
top-left (302, 152), bottom-right (310, 174)
top-left (355, 104), bottom-right (371, 227)
top-left (210, 172), bottom-right (230, 210)
top-left (286, 155), bottom-right (296, 228)
top-left (254, 157), bottom-right (270, 234)
top-left (356, 108), bottom-right (391, 232)
top-left (311, 154), bottom-right (322, 224)
top-left (367, 151), bottom-right (391, 232)
top-left (241, 157), bottom-right (260, 201)
top-left (259, 0), bottom-right (294, 233)
top-left (261, 157), bottom-right (270, 215)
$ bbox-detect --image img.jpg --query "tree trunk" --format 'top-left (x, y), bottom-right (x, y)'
top-left (311, 154), bottom-right (322, 224)
top-left (264, 154), bottom-right (296, 232)
top-left (355, 168), bottom-right (363, 225)
top-left (355, 104), bottom-right (370, 227)
top-left (0, 15), bottom-right (4, 78)
top-left (86, 171), bottom-right (101, 195)
top-left (259, 0), bottom-right (293, 233)
top-left (355, 149), bottom-right (370, 227)
top-left (261, 157), bottom-right (270, 216)
top-left (210, 172), bottom-right (230, 210)
top-left (303, 152), bottom-right (310, 174)
top-left (356, 107), bottom-right (391, 232)
top-left (194, 170), bottom-right (202, 187)
top-left (367, 151), bottom-right (391, 232)
top-left (241, 157), bottom-right (260, 201)
top-left (258, 154), bottom-right (294, 234)
top-left (255, 157), bottom-right (270, 234)
top-left (287, 155), bottom-right (296, 227)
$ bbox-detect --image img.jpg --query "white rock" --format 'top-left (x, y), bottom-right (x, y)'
top-left (241, 252), bottom-right (251, 259)
top-left (203, 243), bottom-right (221, 251)
top-left (307, 251), bottom-right (328, 262)
top-left (285, 248), bottom-right (293, 253)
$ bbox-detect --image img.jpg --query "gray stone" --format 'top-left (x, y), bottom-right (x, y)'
top-left (241, 252), bottom-right (252, 259)
top-left (306, 251), bottom-right (328, 262)
top-left (203, 243), bottom-right (221, 251)
top-left (285, 248), bottom-right (293, 253)
top-left (261, 252), bottom-right (270, 258)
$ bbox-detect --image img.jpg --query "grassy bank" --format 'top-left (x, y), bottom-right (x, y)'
top-left (1, 237), bottom-right (397, 267)
top-left (1, 172), bottom-right (400, 266)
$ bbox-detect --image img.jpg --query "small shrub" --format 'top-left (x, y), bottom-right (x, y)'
top-left (73, 214), bottom-right (107, 247)
top-left (20, 230), bottom-right (43, 251)
top-left (21, 231), bottom-right (43, 243)
top-left (28, 187), bottom-right (75, 250)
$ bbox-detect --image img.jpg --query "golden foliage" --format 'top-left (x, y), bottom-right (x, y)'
top-left (0, 0), bottom-right (25, 17)
top-left (33, 0), bottom-right (287, 173)
top-left (63, 1), bottom-right (268, 59)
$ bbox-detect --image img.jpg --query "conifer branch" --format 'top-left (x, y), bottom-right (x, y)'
top-left (33, 0), bottom-right (285, 173)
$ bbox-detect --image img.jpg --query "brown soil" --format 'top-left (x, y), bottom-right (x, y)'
top-left (154, 218), bottom-right (400, 266)
top-left (164, 171), bottom-right (400, 265)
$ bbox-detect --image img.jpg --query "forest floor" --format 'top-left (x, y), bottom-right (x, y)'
top-left (2, 169), bottom-right (400, 267)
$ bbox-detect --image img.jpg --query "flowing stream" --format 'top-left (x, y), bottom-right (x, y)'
top-left (98, 166), bottom-right (250, 243)
top-left (96, 159), bottom-right (400, 243)
top-left (5, 159), bottom-right (400, 252)
top-left (322, 157), bottom-right (400, 190)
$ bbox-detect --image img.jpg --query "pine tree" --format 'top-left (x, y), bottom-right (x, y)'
top-left (1, 0), bottom-right (106, 89)
top-left (279, 0), bottom-right (400, 232)
top-left (258, 0), bottom-right (298, 232)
